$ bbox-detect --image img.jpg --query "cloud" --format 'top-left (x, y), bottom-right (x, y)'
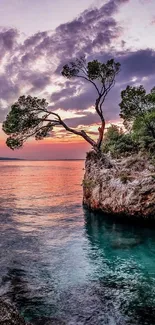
top-left (17, 71), bottom-right (51, 92)
top-left (50, 84), bottom-right (96, 111)
top-left (0, 0), bottom-right (129, 120)
top-left (0, 74), bottom-right (19, 100)
top-left (1, 0), bottom-right (155, 134)
top-left (0, 28), bottom-right (18, 59)
top-left (49, 48), bottom-right (155, 127)
top-left (51, 85), bottom-right (77, 102)
top-left (64, 112), bottom-right (100, 128)
top-left (119, 49), bottom-right (155, 79)
top-left (52, 1), bottom-right (125, 62)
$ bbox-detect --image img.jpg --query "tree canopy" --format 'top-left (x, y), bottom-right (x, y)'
top-left (102, 85), bottom-right (155, 158)
top-left (119, 85), bottom-right (155, 130)
top-left (3, 56), bottom-right (121, 151)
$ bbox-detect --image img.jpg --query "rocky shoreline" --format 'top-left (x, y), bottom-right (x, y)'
top-left (0, 300), bottom-right (66, 325)
top-left (83, 151), bottom-right (155, 220)
top-left (0, 300), bottom-right (28, 325)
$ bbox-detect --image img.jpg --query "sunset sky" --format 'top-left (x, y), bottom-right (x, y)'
top-left (0, 0), bottom-right (155, 159)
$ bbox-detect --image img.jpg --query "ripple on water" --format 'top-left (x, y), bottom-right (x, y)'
top-left (0, 161), bottom-right (155, 324)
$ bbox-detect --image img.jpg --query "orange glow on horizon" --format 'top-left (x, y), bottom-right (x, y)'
top-left (0, 119), bottom-right (123, 145)
top-left (0, 119), bottom-right (123, 159)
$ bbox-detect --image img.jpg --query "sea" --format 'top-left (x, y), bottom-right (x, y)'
top-left (0, 160), bottom-right (155, 325)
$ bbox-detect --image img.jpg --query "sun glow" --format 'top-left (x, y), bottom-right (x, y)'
top-left (0, 54), bottom-right (8, 73)
top-left (45, 84), bottom-right (60, 95)
top-left (41, 118), bottom-right (124, 144)
top-left (53, 108), bottom-right (85, 120)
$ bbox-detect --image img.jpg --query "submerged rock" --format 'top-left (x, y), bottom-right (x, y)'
top-left (0, 299), bottom-right (28, 325)
top-left (111, 237), bottom-right (143, 249)
top-left (83, 151), bottom-right (155, 220)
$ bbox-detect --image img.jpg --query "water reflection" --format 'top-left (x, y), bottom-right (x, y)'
top-left (84, 208), bottom-right (155, 324)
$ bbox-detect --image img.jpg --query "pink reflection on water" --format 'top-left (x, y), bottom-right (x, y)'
top-left (0, 160), bottom-right (85, 232)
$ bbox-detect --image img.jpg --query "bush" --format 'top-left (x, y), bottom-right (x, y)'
top-left (82, 179), bottom-right (96, 189)
top-left (102, 125), bottom-right (138, 158)
top-left (132, 111), bottom-right (155, 156)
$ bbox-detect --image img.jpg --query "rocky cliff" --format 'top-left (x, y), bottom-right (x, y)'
top-left (83, 151), bottom-right (155, 220)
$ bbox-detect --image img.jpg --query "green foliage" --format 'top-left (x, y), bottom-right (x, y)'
top-left (6, 138), bottom-right (23, 150)
top-left (87, 60), bottom-right (101, 80)
top-left (87, 59), bottom-right (120, 83)
top-left (133, 110), bottom-right (155, 139)
top-left (118, 85), bottom-right (155, 158)
top-left (82, 179), bottom-right (96, 189)
top-left (131, 103), bottom-right (155, 154)
top-left (119, 85), bottom-right (155, 130)
top-left (102, 125), bottom-right (137, 157)
top-left (62, 57), bottom-right (120, 88)
top-left (62, 56), bottom-right (86, 79)
top-left (104, 124), bottom-right (123, 141)
top-left (2, 95), bottom-right (53, 150)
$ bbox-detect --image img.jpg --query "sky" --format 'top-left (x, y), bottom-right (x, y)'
top-left (0, 0), bottom-right (155, 159)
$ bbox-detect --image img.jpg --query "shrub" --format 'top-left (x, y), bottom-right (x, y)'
top-left (102, 125), bottom-right (138, 158)
top-left (132, 111), bottom-right (155, 156)
top-left (82, 179), bottom-right (96, 189)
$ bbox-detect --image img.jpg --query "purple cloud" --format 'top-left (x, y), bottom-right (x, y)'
top-left (0, 75), bottom-right (19, 101)
top-left (1, 0), bottom-right (155, 131)
top-left (0, 28), bottom-right (18, 59)
top-left (51, 86), bottom-right (77, 102)
top-left (64, 113), bottom-right (100, 128)
top-left (49, 49), bottom-right (155, 124)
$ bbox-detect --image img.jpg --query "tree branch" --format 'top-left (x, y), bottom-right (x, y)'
top-left (76, 75), bottom-right (100, 96)
top-left (59, 119), bottom-right (96, 147)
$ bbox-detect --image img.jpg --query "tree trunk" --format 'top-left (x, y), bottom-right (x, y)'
top-left (60, 115), bottom-right (105, 152)
top-left (96, 120), bottom-right (105, 149)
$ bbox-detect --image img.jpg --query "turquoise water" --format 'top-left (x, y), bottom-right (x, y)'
top-left (0, 161), bottom-right (155, 324)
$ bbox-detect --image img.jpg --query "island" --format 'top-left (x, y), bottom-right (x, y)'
top-left (2, 57), bottom-right (155, 221)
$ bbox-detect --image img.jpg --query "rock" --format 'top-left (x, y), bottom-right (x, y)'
top-left (0, 299), bottom-right (29, 325)
top-left (111, 238), bottom-right (143, 249)
top-left (0, 300), bottom-right (66, 325)
top-left (83, 151), bottom-right (155, 220)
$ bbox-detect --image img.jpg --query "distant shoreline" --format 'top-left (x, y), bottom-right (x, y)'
top-left (0, 157), bottom-right (24, 161)
top-left (0, 158), bottom-right (85, 161)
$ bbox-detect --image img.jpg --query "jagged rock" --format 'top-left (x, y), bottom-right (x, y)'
top-left (0, 299), bottom-right (29, 325)
top-left (83, 151), bottom-right (155, 220)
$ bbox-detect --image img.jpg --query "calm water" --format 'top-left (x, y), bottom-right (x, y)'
top-left (0, 161), bottom-right (155, 324)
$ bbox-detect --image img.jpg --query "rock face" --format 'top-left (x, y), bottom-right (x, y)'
top-left (83, 151), bottom-right (155, 220)
top-left (0, 299), bottom-right (28, 325)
